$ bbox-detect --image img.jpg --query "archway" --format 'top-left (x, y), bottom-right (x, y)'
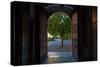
top-left (34, 5), bottom-right (96, 64)
top-left (39, 4), bottom-right (79, 63)
top-left (46, 12), bottom-right (76, 63)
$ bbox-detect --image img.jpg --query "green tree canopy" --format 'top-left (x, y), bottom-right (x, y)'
top-left (48, 12), bottom-right (71, 38)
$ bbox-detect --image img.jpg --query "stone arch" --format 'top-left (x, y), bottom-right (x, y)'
top-left (38, 4), bottom-right (78, 63)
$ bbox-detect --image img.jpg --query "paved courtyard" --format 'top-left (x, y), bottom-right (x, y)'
top-left (48, 39), bottom-right (72, 52)
top-left (42, 39), bottom-right (77, 64)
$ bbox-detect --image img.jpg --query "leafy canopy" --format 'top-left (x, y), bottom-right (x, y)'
top-left (48, 12), bottom-right (71, 37)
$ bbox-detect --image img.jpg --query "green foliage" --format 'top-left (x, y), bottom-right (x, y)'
top-left (63, 33), bottom-right (71, 40)
top-left (48, 12), bottom-right (71, 38)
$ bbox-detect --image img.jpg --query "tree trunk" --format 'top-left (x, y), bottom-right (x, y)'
top-left (61, 35), bottom-right (64, 47)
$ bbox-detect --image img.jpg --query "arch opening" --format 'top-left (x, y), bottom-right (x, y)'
top-left (45, 12), bottom-right (77, 63)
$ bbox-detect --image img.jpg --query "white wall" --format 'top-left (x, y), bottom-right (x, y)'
top-left (0, 0), bottom-right (100, 67)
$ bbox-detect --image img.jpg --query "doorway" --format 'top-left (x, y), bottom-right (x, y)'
top-left (48, 12), bottom-right (76, 63)
top-left (41, 12), bottom-right (78, 64)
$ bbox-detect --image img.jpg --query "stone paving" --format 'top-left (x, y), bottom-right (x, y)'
top-left (48, 52), bottom-right (76, 63)
top-left (42, 39), bottom-right (77, 64)
top-left (48, 39), bottom-right (72, 52)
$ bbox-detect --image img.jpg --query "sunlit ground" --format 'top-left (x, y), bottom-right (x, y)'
top-left (48, 52), bottom-right (76, 63)
top-left (42, 39), bottom-right (77, 64)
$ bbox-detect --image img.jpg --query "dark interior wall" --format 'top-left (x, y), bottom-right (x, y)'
top-left (39, 7), bottom-right (48, 62)
top-left (78, 6), bottom-right (92, 61)
top-left (21, 3), bottom-right (30, 65)
top-left (78, 6), bottom-right (97, 61)
top-left (39, 7), bottom-right (48, 63)
top-left (92, 7), bottom-right (97, 60)
top-left (71, 10), bottom-right (78, 60)
top-left (32, 4), bottom-right (48, 64)
top-left (11, 2), bottom-right (36, 65)
top-left (11, 2), bottom-right (48, 65)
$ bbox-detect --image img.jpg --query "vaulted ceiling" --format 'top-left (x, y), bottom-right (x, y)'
top-left (45, 4), bottom-right (74, 15)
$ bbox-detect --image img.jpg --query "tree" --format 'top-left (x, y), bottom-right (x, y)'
top-left (48, 12), bottom-right (71, 47)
